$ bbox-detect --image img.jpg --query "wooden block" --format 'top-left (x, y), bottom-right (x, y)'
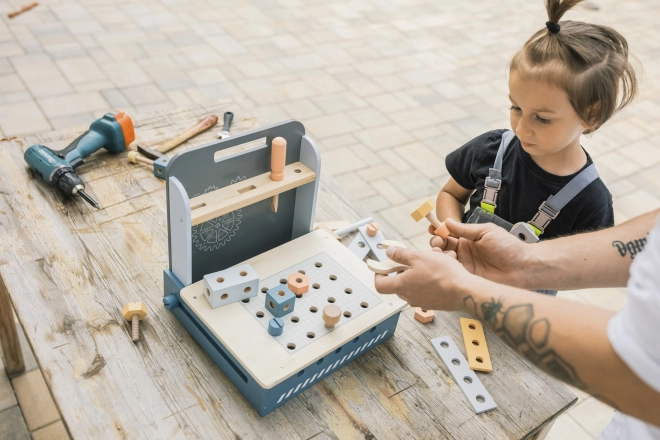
top-left (366, 222), bottom-right (378, 237)
top-left (414, 307), bottom-right (434, 323)
top-left (189, 162), bottom-right (316, 226)
top-left (314, 223), bottom-right (341, 241)
top-left (203, 264), bottom-right (259, 309)
top-left (265, 285), bottom-right (296, 318)
top-left (313, 220), bottom-right (349, 231)
top-left (460, 318), bottom-right (493, 372)
top-left (380, 239), bottom-right (406, 249)
top-left (366, 258), bottom-right (410, 275)
top-left (122, 302), bottom-right (147, 320)
top-left (411, 200), bottom-right (434, 222)
top-left (287, 273), bottom-right (309, 295)
top-left (322, 304), bottom-right (341, 328)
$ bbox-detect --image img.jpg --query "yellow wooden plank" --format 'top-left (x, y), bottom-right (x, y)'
top-left (460, 318), bottom-right (493, 372)
top-left (189, 162), bottom-right (316, 226)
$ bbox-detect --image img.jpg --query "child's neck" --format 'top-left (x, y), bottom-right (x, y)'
top-left (528, 138), bottom-right (587, 177)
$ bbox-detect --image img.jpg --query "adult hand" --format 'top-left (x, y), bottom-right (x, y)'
top-left (429, 219), bottom-right (534, 289)
top-left (374, 246), bottom-right (475, 311)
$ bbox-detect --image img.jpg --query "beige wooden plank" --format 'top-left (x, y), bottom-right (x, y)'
top-left (189, 162), bottom-right (316, 226)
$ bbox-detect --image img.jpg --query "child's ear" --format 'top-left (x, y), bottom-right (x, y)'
top-left (581, 102), bottom-right (600, 130)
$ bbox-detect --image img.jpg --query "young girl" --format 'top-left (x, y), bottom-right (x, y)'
top-left (436, 0), bottom-right (637, 285)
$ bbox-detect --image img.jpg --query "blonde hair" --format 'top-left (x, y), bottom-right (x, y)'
top-left (510, 0), bottom-right (638, 133)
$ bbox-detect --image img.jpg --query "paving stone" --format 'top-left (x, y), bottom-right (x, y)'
top-left (0, 74), bottom-right (25, 94)
top-left (11, 370), bottom-right (59, 432)
top-left (0, 407), bottom-right (30, 440)
top-left (568, 397), bottom-right (615, 437)
top-left (38, 92), bottom-right (109, 118)
top-left (0, 358), bottom-right (16, 412)
top-left (0, 100), bottom-right (50, 136)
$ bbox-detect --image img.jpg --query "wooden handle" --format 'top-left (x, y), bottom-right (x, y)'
top-left (156, 114), bottom-right (218, 154)
top-left (127, 151), bottom-right (153, 166)
top-left (8, 2), bottom-right (38, 18)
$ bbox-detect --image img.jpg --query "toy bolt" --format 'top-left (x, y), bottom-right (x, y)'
top-left (122, 302), bottom-right (148, 342)
top-left (411, 199), bottom-right (449, 238)
top-left (323, 304), bottom-right (342, 328)
top-left (366, 222), bottom-right (379, 237)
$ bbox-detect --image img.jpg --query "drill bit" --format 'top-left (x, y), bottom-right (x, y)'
top-left (78, 190), bottom-right (101, 209)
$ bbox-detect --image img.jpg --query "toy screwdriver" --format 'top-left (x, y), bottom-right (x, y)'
top-left (24, 111), bottom-right (135, 209)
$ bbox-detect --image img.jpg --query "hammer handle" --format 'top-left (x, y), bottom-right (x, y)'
top-left (8, 2), bottom-right (38, 18)
top-left (156, 114), bottom-right (218, 154)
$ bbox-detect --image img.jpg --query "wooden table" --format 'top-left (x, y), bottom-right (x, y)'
top-left (0, 102), bottom-right (575, 439)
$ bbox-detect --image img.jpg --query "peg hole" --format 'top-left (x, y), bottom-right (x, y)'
top-left (244, 286), bottom-right (251, 294)
top-left (312, 283), bottom-right (320, 289)
top-left (217, 277), bottom-right (225, 283)
top-left (327, 297), bottom-right (335, 303)
top-left (261, 287), bottom-right (268, 293)
top-left (315, 262), bottom-right (322, 267)
top-left (240, 271), bottom-right (247, 276)
top-left (360, 302), bottom-right (368, 308)
top-left (343, 311), bottom-right (352, 318)
top-left (294, 169), bottom-right (301, 173)
top-left (298, 270), bottom-right (306, 274)
top-left (206, 288), bottom-right (210, 296)
top-left (237, 185), bottom-right (256, 194)
top-left (296, 277), bottom-right (303, 283)
top-left (476, 395), bottom-right (485, 403)
top-left (307, 332), bottom-right (315, 339)
top-left (353, 337), bottom-right (360, 343)
top-left (476, 357), bottom-right (484, 363)
top-left (278, 290), bottom-right (286, 297)
top-left (469, 324), bottom-right (476, 330)
top-left (344, 288), bottom-right (352, 294)
top-left (283, 304), bottom-right (290, 311)
top-left (280, 278), bottom-right (287, 284)
top-left (269, 301), bottom-right (274, 309)
top-left (241, 298), bottom-right (250, 303)
top-left (287, 343), bottom-right (296, 350)
top-left (358, 242), bottom-right (365, 248)
top-left (291, 316), bottom-right (299, 323)
top-left (472, 340), bottom-right (480, 346)
top-left (221, 293), bottom-right (228, 300)
top-left (440, 342), bottom-right (449, 348)
top-left (463, 376), bottom-right (473, 384)
top-left (256, 311), bottom-right (264, 318)
top-left (329, 274), bottom-right (337, 280)
top-left (451, 358), bottom-right (460, 366)
top-left (309, 306), bottom-right (318, 313)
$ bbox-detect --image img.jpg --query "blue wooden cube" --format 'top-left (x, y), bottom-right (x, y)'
top-left (265, 286), bottom-right (295, 318)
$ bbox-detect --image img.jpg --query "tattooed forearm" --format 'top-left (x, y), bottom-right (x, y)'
top-left (612, 237), bottom-right (647, 259)
top-left (463, 295), bottom-right (586, 390)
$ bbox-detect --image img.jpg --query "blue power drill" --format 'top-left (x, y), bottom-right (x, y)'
top-left (24, 111), bottom-right (135, 209)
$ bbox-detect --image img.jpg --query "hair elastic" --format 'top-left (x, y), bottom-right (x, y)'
top-left (546, 21), bottom-right (561, 34)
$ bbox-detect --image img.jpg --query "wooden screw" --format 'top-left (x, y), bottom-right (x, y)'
top-left (323, 304), bottom-right (342, 328)
top-left (411, 200), bottom-right (449, 238)
top-left (366, 222), bottom-right (379, 237)
top-left (122, 302), bottom-right (148, 342)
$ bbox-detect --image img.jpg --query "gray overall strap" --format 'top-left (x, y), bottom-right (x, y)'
top-left (481, 130), bottom-right (516, 212)
top-left (529, 163), bottom-right (600, 234)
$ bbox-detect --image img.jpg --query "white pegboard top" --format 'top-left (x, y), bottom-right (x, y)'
top-left (180, 229), bottom-right (407, 389)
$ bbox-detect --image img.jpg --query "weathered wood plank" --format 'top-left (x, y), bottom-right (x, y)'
top-left (0, 101), bottom-right (576, 439)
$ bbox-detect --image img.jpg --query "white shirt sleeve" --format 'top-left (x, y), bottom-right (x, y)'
top-left (607, 215), bottom-right (660, 394)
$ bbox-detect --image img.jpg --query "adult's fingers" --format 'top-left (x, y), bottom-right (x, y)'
top-left (445, 218), bottom-right (498, 241)
top-left (374, 273), bottom-right (406, 294)
top-left (385, 246), bottom-right (419, 266)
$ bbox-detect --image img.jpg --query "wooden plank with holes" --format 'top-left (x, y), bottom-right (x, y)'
top-left (460, 317), bottom-right (493, 372)
top-left (0, 101), bottom-right (576, 439)
top-left (189, 162), bottom-right (316, 226)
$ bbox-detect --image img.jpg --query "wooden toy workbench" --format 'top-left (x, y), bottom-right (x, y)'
top-left (0, 102), bottom-right (576, 439)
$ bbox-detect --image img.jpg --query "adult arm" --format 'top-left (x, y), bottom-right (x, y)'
top-left (374, 248), bottom-right (660, 427)
top-left (430, 209), bottom-right (658, 290)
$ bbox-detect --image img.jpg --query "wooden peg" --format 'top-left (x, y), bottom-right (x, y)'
top-left (366, 258), bottom-right (410, 275)
top-left (122, 302), bottom-right (148, 342)
top-left (270, 137), bottom-right (286, 212)
top-left (366, 222), bottom-right (379, 237)
top-left (411, 200), bottom-right (449, 239)
top-left (323, 304), bottom-right (341, 328)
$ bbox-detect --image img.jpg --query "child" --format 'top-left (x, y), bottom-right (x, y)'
top-left (436, 0), bottom-right (637, 286)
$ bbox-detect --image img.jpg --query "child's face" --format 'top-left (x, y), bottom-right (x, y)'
top-left (508, 70), bottom-right (590, 157)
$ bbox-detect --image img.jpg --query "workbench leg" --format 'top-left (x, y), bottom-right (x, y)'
top-left (0, 275), bottom-right (24, 376)
top-left (529, 418), bottom-right (556, 440)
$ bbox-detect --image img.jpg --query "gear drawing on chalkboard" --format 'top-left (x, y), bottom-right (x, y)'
top-left (192, 176), bottom-right (245, 251)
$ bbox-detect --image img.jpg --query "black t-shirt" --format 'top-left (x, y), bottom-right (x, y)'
top-left (445, 129), bottom-right (614, 240)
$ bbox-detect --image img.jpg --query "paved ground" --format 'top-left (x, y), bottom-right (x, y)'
top-left (1, 0), bottom-right (660, 438)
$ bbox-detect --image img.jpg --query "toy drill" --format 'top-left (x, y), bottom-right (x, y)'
top-left (24, 111), bottom-right (135, 209)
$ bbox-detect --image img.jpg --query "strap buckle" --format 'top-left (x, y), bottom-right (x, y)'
top-left (529, 201), bottom-right (559, 233)
top-left (482, 178), bottom-right (501, 208)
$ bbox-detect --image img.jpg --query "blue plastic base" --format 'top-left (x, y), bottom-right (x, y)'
top-left (163, 269), bottom-right (400, 416)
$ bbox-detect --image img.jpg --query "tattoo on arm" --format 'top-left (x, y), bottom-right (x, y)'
top-left (463, 295), bottom-right (586, 390)
top-left (612, 237), bottom-right (647, 259)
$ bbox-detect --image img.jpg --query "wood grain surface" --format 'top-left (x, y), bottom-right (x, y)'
top-left (0, 101), bottom-right (575, 439)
